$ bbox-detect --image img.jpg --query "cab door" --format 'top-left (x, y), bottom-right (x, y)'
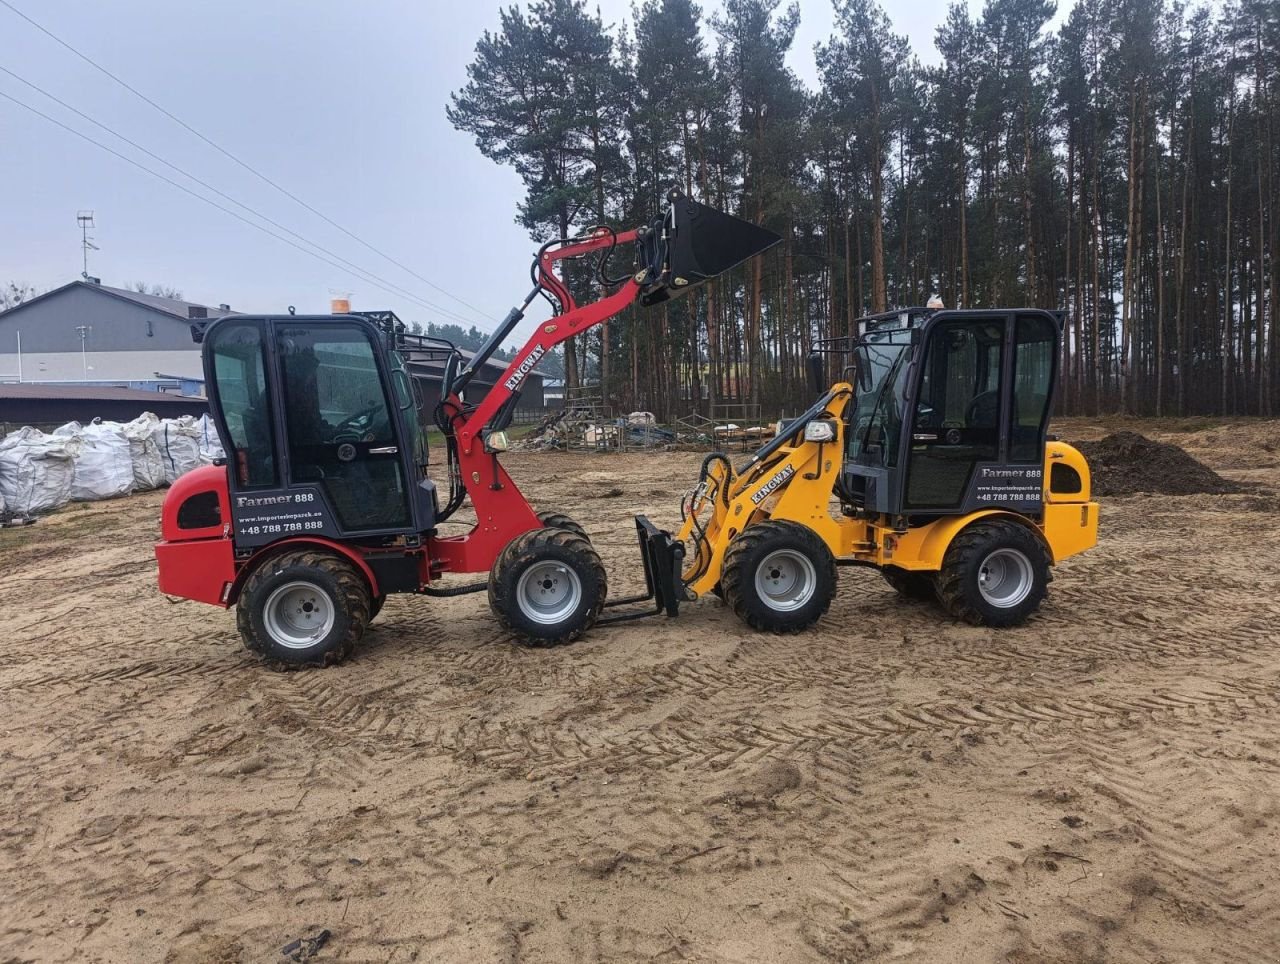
top-left (903, 315), bottom-right (1008, 511)
top-left (900, 310), bottom-right (1059, 515)
top-left (271, 319), bottom-right (412, 533)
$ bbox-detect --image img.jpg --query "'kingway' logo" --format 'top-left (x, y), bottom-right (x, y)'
top-left (750, 464), bottom-right (796, 505)
top-left (504, 344), bottom-right (546, 392)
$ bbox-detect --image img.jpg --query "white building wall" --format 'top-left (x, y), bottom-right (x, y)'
top-left (0, 349), bottom-right (204, 382)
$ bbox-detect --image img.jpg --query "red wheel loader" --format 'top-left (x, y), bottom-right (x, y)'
top-left (156, 192), bottom-right (780, 666)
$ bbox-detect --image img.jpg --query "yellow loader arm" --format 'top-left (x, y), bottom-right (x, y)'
top-left (676, 383), bottom-right (855, 598)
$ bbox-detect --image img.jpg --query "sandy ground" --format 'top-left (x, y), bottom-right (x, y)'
top-left (3, 417), bottom-right (1280, 963)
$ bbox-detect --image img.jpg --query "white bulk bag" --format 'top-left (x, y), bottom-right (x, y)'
top-left (153, 416), bottom-right (202, 483)
top-left (122, 413), bottom-right (167, 490)
top-left (196, 413), bottom-right (225, 464)
top-left (65, 420), bottom-right (134, 501)
top-left (0, 427), bottom-right (78, 516)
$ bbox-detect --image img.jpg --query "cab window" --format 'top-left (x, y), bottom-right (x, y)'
top-left (210, 322), bottom-right (276, 488)
top-left (1011, 314), bottom-right (1056, 462)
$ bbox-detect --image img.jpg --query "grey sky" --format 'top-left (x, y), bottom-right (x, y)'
top-left (0, 0), bottom-right (1070, 347)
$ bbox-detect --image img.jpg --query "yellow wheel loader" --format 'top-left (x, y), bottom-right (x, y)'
top-left (674, 307), bottom-right (1098, 631)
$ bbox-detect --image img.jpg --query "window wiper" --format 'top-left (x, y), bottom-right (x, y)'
top-left (860, 349), bottom-right (905, 456)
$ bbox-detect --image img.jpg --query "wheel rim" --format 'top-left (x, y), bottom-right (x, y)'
top-left (263, 580), bottom-right (336, 649)
top-left (516, 560), bottom-right (583, 626)
top-left (754, 548), bottom-right (817, 612)
top-left (977, 548), bottom-right (1035, 609)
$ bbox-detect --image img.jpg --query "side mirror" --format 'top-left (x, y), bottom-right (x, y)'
top-left (441, 351), bottom-right (460, 399)
top-left (806, 351), bottom-right (826, 396)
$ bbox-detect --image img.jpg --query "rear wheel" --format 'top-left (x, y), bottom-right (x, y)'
top-left (489, 528), bottom-right (607, 646)
top-left (721, 520), bottom-right (836, 633)
top-left (236, 549), bottom-right (371, 667)
top-left (369, 594), bottom-right (386, 622)
top-left (935, 519), bottom-right (1050, 627)
top-left (536, 511), bottom-right (590, 543)
top-left (881, 565), bottom-right (937, 602)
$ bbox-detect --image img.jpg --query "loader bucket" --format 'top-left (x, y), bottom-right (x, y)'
top-left (639, 192), bottom-right (781, 306)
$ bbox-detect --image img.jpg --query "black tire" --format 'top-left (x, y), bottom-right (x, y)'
top-left (935, 519), bottom-right (1051, 627)
top-left (236, 549), bottom-right (371, 667)
top-left (369, 594), bottom-right (386, 622)
top-left (536, 511), bottom-right (590, 543)
top-left (881, 565), bottom-right (937, 602)
top-left (488, 528), bottom-right (607, 646)
top-left (721, 520), bottom-right (836, 633)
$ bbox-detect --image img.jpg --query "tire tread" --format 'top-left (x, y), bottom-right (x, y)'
top-left (489, 527), bottom-right (607, 647)
top-left (721, 520), bottom-right (836, 633)
top-left (935, 519), bottom-right (1050, 627)
top-left (238, 548), bottom-right (370, 668)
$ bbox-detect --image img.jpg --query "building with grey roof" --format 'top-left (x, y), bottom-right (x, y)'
top-left (0, 280), bottom-right (231, 387)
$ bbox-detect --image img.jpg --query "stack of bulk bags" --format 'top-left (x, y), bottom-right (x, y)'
top-left (196, 413), bottom-right (225, 464)
top-left (54, 420), bottom-right (135, 501)
top-left (121, 413), bottom-right (168, 491)
top-left (0, 427), bottom-right (79, 516)
top-left (152, 416), bottom-right (202, 484)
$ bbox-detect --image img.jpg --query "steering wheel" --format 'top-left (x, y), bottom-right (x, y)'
top-left (965, 391), bottom-right (999, 428)
top-left (332, 403), bottom-right (381, 439)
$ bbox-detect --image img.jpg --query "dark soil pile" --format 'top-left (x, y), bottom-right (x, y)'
top-left (1074, 431), bottom-right (1246, 496)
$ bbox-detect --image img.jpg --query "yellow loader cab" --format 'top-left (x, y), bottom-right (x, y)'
top-left (675, 307), bottom-right (1098, 631)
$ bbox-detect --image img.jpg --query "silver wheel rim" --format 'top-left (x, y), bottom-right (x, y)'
top-left (754, 548), bottom-right (817, 612)
top-left (977, 548), bottom-right (1035, 608)
top-left (516, 560), bottom-right (583, 626)
top-left (263, 580), bottom-right (336, 650)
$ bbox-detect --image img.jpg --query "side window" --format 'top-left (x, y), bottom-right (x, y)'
top-left (390, 349), bottom-right (429, 471)
top-left (210, 322), bottom-right (276, 488)
top-left (914, 323), bottom-right (1003, 450)
top-left (177, 490), bottom-right (221, 529)
top-left (1011, 315), bottom-right (1056, 462)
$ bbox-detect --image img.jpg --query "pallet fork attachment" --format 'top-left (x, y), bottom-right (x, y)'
top-left (597, 516), bottom-right (686, 624)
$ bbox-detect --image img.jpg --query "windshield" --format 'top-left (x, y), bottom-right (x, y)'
top-left (847, 330), bottom-right (912, 466)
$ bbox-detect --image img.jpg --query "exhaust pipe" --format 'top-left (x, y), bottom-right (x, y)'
top-left (638, 191), bottom-right (781, 306)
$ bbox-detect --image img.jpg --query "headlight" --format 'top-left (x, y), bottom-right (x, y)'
top-left (484, 430), bottom-right (511, 453)
top-left (803, 419), bottom-right (837, 443)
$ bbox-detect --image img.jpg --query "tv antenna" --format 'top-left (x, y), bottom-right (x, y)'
top-left (77, 210), bottom-right (100, 283)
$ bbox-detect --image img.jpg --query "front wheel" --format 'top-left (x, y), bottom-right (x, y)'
top-left (721, 520), bottom-right (836, 633)
top-left (935, 519), bottom-right (1050, 627)
top-left (236, 549), bottom-right (372, 667)
top-left (489, 528), bottom-right (607, 646)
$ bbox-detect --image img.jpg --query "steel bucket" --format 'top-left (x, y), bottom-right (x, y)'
top-left (638, 191), bottom-right (781, 306)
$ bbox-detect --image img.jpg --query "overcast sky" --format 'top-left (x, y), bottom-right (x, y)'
top-left (1, 0), bottom-right (1071, 346)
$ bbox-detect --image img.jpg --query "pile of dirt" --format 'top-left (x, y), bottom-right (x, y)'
top-left (1075, 431), bottom-right (1246, 496)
